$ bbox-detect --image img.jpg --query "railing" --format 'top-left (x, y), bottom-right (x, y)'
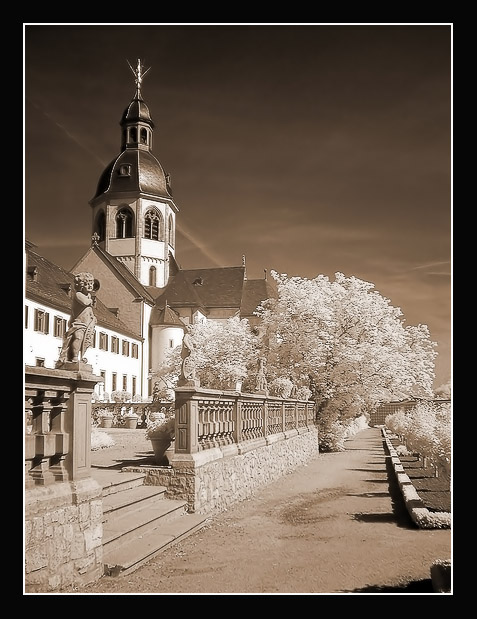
top-left (92, 401), bottom-right (174, 428)
top-left (25, 366), bottom-right (99, 488)
top-left (174, 387), bottom-right (316, 456)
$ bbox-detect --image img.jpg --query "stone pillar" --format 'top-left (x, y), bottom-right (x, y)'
top-left (174, 387), bottom-right (200, 455)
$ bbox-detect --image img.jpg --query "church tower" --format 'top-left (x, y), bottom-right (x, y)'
top-left (89, 60), bottom-right (178, 288)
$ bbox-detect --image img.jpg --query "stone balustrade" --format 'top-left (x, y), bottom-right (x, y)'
top-left (174, 387), bottom-right (316, 459)
top-left (25, 365), bottom-right (100, 486)
top-left (25, 365), bottom-right (103, 592)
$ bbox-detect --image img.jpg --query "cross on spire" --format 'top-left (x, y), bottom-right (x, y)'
top-left (127, 58), bottom-right (151, 96)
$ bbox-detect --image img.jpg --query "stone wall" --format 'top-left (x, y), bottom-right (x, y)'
top-left (139, 428), bottom-right (319, 515)
top-left (25, 478), bottom-right (103, 592)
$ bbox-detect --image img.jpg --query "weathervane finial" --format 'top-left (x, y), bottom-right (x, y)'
top-left (127, 58), bottom-right (151, 93)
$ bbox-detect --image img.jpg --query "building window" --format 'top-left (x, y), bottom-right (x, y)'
top-left (131, 343), bottom-right (139, 359)
top-left (130, 127), bottom-right (137, 143)
top-left (53, 316), bottom-right (67, 338)
top-left (122, 340), bottom-right (130, 356)
top-left (116, 207), bottom-right (134, 238)
top-left (168, 214), bottom-right (174, 247)
top-left (140, 128), bottom-right (148, 144)
top-left (111, 336), bottom-right (120, 354)
top-left (99, 332), bottom-right (109, 351)
top-left (122, 375), bottom-right (128, 391)
top-left (169, 339), bottom-right (174, 348)
top-left (112, 373), bottom-right (117, 392)
top-left (100, 370), bottom-right (106, 385)
top-left (35, 358), bottom-right (45, 368)
top-left (132, 376), bottom-right (137, 397)
top-left (34, 309), bottom-right (49, 334)
top-left (144, 208), bottom-right (164, 241)
top-left (25, 306), bottom-right (29, 329)
top-left (149, 266), bottom-right (156, 286)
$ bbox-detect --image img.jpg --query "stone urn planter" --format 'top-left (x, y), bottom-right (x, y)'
top-left (100, 415), bottom-right (113, 428)
top-left (146, 416), bottom-right (175, 465)
top-left (124, 414), bottom-right (139, 429)
top-left (150, 438), bottom-right (173, 465)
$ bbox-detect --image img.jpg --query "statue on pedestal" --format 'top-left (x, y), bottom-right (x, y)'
top-left (56, 273), bottom-right (99, 369)
top-left (255, 357), bottom-right (269, 395)
top-left (177, 325), bottom-right (200, 387)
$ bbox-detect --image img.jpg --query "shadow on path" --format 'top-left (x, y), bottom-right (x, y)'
top-left (343, 579), bottom-right (434, 593)
top-left (91, 451), bottom-right (156, 470)
top-left (351, 446), bottom-right (416, 530)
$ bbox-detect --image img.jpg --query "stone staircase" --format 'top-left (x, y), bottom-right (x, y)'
top-left (92, 469), bottom-right (208, 577)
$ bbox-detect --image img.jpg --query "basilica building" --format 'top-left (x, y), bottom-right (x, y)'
top-left (25, 61), bottom-right (275, 399)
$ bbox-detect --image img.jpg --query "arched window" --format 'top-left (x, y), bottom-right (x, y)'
top-left (95, 210), bottom-right (106, 242)
top-left (116, 207), bottom-right (134, 238)
top-left (140, 128), bottom-right (148, 144)
top-left (144, 209), bottom-right (163, 241)
top-left (149, 266), bottom-right (157, 287)
top-left (167, 215), bottom-right (174, 247)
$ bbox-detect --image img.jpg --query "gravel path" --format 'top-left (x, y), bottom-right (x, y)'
top-left (77, 427), bottom-right (451, 594)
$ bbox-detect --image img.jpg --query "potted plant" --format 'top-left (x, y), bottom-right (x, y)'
top-left (145, 416), bottom-right (175, 465)
top-left (124, 409), bottom-right (139, 429)
top-left (100, 410), bottom-right (114, 428)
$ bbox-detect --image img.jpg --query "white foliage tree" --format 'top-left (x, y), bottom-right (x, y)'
top-left (151, 316), bottom-right (259, 391)
top-left (256, 271), bottom-right (437, 450)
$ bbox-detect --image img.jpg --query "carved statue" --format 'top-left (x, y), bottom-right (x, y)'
top-left (56, 273), bottom-right (98, 367)
top-left (255, 357), bottom-right (268, 394)
top-left (179, 325), bottom-right (196, 382)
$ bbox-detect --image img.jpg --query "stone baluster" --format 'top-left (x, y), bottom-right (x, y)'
top-left (49, 391), bottom-right (70, 482)
top-left (28, 389), bottom-right (57, 486)
top-left (262, 399), bottom-right (268, 438)
top-left (233, 397), bottom-right (242, 444)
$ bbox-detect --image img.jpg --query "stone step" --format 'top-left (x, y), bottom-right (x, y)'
top-left (92, 469), bottom-right (147, 497)
top-left (103, 512), bottom-right (209, 577)
top-left (102, 485), bottom-right (168, 521)
top-left (103, 496), bottom-right (189, 548)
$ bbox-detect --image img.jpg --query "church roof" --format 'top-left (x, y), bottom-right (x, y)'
top-left (149, 303), bottom-right (186, 327)
top-left (25, 243), bottom-right (142, 340)
top-left (77, 243), bottom-right (157, 305)
top-left (92, 150), bottom-right (172, 201)
top-left (240, 277), bottom-right (278, 317)
top-left (121, 92), bottom-right (154, 127)
top-left (155, 266), bottom-right (246, 310)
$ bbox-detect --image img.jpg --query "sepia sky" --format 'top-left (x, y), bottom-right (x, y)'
top-left (24, 24), bottom-right (452, 385)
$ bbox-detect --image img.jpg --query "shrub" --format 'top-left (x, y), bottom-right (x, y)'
top-left (296, 386), bottom-right (312, 401)
top-left (268, 376), bottom-right (294, 398)
top-left (145, 416), bottom-right (175, 441)
top-left (111, 390), bottom-right (132, 403)
top-left (91, 427), bottom-right (115, 451)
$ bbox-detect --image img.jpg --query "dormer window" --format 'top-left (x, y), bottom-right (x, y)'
top-left (118, 164), bottom-right (131, 177)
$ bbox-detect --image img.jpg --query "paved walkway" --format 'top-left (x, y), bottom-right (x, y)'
top-left (76, 427), bottom-right (451, 594)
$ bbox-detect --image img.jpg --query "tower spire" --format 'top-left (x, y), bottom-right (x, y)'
top-left (127, 58), bottom-right (151, 98)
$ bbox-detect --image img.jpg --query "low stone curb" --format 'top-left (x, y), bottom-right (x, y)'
top-left (381, 428), bottom-right (451, 530)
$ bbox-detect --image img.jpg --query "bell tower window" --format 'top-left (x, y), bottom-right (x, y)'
top-left (144, 209), bottom-right (163, 241)
top-left (130, 127), bottom-right (137, 143)
top-left (140, 128), bottom-right (148, 144)
top-left (116, 207), bottom-right (134, 238)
